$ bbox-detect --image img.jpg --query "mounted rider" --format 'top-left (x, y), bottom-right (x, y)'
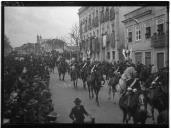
top-left (80, 58), bottom-right (91, 73)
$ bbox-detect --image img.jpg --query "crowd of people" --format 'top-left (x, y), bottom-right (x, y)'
top-left (3, 52), bottom-right (58, 123)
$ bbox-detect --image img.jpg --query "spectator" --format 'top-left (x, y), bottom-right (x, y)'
top-left (69, 98), bottom-right (91, 123)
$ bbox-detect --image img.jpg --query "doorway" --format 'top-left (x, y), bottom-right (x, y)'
top-left (157, 52), bottom-right (164, 69)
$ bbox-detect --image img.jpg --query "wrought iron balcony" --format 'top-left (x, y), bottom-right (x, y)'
top-left (151, 32), bottom-right (168, 48)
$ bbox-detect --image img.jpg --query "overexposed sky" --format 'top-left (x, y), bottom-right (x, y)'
top-left (5, 7), bottom-right (80, 47)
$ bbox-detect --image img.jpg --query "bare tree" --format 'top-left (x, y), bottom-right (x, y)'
top-left (69, 23), bottom-right (80, 46)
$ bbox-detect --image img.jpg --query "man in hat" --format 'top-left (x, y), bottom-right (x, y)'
top-left (69, 98), bottom-right (91, 123)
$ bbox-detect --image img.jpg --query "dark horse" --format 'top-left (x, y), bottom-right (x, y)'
top-left (57, 60), bottom-right (68, 81)
top-left (119, 90), bottom-right (148, 124)
top-left (87, 65), bottom-right (105, 106)
top-left (144, 69), bottom-right (169, 124)
top-left (108, 71), bottom-right (120, 103)
top-left (146, 82), bottom-right (168, 123)
top-left (118, 76), bottom-right (148, 124)
top-left (80, 62), bottom-right (90, 89)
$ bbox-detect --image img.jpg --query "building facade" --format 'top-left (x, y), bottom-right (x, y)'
top-left (78, 6), bottom-right (140, 62)
top-left (122, 6), bottom-right (168, 69)
top-left (78, 7), bottom-right (125, 62)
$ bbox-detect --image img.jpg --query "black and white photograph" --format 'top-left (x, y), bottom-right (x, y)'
top-left (2, 1), bottom-right (169, 126)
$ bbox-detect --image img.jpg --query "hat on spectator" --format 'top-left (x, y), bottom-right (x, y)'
top-left (74, 98), bottom-right (82, 104)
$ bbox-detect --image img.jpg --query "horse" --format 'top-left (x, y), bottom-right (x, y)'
top-left (108, 70), bottom-right (121, 103)
top-left (87, 64), bottom-right (105, 106)
top-left (157, 109), bottom-right (168, 124)
top-left (57, 60), bottom-right (68, 81)
top-left (146, 80), bottom-right (168, 124)
top-left (80, 62), bottom-right (90, 89)
top-left (70, 65), bottom-right (79, 88)
top-left (119, 90), bottom-right (148, 124)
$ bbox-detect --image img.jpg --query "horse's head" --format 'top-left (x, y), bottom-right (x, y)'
top-left (138, 93), bottom-right (147, 112)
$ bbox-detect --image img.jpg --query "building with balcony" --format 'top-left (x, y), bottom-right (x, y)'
top-left (122, 6), bottom-right (168, 69)
top-left (78, 6), bottom-right (139, 62)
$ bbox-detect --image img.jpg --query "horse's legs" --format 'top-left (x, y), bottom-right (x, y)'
top-left (112, 88), bottom-right (116, 104)
top-left (151, 106), bottom-right (155, 124)
top-left (76, 79), bottom-right (78, 88)
top-left (91, 87), bottom-right (94, 99)
top-left (108, 86), bottom-right (111, 100)
top-left (59, 73), bottom-right (61, 80)
top-left (123, 110), bottom-right (127, 123)
top-left (87, 84), bottom-right (91, 99)
top-left (83, 80), bottom-right (86, 89)
top-left (95, 89), bottom-right (100, 106)
top-left (63, 73), bottom-right (65, 81)
top-left (73, 81), bottom-right (75, 88)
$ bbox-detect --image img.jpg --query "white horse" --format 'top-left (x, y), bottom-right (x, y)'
top-left (115, 66), bottom-right (137, 103)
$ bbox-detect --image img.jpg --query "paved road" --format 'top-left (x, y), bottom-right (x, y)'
top-left (49, 68), bottom-right (157, 124)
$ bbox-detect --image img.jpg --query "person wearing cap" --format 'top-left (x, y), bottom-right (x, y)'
top-left (69, 98), bottom-right (91, 123)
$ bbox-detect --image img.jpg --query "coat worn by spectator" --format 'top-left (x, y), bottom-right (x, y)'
top-left (69, 98), bottom-right (90, 123)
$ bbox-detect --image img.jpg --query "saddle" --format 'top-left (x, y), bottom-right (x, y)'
top-left (120, 90), bottom-right (138, 109)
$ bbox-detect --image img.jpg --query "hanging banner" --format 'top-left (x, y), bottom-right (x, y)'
top-left (110, 33), bottom-right (115, 48)
top-left (103, 35), bottom-right (107, 48)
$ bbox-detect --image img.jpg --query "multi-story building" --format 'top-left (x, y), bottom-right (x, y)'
top-left (37, 35), bottom-right (65, 53)
top-left (122, 6), bottom-right (168, 69)
top-left (15, 43), bottom-right (35, 55)
top-left (78, 6), bottom-right (139, 62)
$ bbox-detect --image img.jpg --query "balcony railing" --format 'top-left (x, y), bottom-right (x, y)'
top-left (151, 32), bottom-right (168, 48)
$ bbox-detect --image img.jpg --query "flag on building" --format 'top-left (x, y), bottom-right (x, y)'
top-left (110, 32), bottom-right (115, 48)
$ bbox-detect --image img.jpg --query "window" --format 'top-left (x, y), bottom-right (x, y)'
top-left (107, 52), bottom-right (110, 59)
top-left (111, 23), bottom-right (114, 32)
top-left (135, 26), bottom-right (141, 41)
top-left (145, 52), bottom-right (151, 66)
top-left (157, 24), bottom-right (164, 34)
top-left (157, 19), bottom-right (164, 35)
top-left (97, 29), bottom-right (99, 36)
top-left (157, 52), bottom-right (164, 69)
top-left (145, 27), bottom-right (151, 39)
top-left (135, 52), bottom-right (142, 64)
top-left (128, 32), bottom-right (132, 42)
top-left (127, 27), bottom-right (133, 42)
top-left (112, 51), bottom-right (115, 60)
